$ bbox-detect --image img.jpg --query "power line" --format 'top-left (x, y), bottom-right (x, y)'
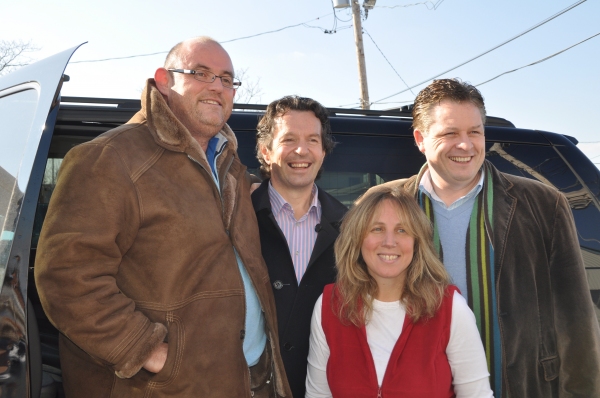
top-left (363, 29), bottom-right (415, 96)
top-left (476, 31), bottom-right (600, 87)
top-left (334, 6), bottom-right (353, 23)
top-left (375, 0), bottom-right (445, 10)
top-left (371, 0), bottom-right (587, 104)
top-left (70, 13), bottom-right (336, 64)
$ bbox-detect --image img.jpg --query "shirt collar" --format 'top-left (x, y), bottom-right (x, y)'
top-left (419, 168), bottom-right (484, 208)
top-left (268, 182), bottom-right (320, 218)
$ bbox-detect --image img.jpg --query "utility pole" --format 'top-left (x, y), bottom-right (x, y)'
top-left (351, 0), bottom-right (370, 110)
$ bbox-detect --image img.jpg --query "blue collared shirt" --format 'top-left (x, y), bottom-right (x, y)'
top-left (206, 133), bottom-right (266, 366)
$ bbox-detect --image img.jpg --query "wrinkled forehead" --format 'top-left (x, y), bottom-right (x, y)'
top-left (179, 41), bottom-right (234, 75)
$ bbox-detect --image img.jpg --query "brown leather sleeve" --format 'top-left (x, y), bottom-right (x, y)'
top-left (34, 141), bottom-right (165, 377)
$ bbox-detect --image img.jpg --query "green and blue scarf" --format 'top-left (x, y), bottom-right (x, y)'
top-left (417, 163), bottom-right (503, 397)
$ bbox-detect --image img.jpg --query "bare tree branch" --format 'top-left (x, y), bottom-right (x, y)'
top-left (0, 40), bottom-right (39, 76)
top-left (234, 67), bottom-right (263, 104)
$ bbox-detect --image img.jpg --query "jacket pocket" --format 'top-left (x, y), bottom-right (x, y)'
top-left (147, 312), bottom-right (185, 389)
top-left (539, 355), bottom-right (559, 381)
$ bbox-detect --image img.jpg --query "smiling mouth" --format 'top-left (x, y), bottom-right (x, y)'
top-left (449, 156), bottom-right (472, 163)
top-left (379, 254), bottom-right (399, 261)
top-left (289, 163), bottom-right (310, 168)
top-left (200, 100), bottom-right (221, 106)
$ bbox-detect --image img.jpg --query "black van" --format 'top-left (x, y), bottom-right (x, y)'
top-left (2, 45), bottom-right (600, 397)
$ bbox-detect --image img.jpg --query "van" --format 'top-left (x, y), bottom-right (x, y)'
top-left (2, 45), bottom-right (599, 397)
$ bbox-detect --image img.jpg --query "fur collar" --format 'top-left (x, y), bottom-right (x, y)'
top-left (140, 79), bottom-right (238, 163)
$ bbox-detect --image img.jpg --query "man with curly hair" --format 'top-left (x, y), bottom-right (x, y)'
top-left (252, 95), bottom-right (347, 398)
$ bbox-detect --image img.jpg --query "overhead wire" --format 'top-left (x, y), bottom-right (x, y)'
top-left (370, 0), bottom-right (588, 104)
top-left (375, 0), bottom-right (445, 10)
top-left (68, 0), bottom-right (443, 64)
top-left (363, 29), bottom-right (415, 96)
top-left (326, 0), bottom-right (338, 33)
top-left (475, 31), bottom-right (600, 87)
top-left (70, 12), bottom-right (337, 64)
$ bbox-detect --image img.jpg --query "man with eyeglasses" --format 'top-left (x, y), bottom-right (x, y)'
top-left (35, 37), bottom-right (291, 398)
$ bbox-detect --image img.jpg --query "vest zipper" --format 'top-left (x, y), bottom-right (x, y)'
top-left (377, 386), bottom-right (382, 397)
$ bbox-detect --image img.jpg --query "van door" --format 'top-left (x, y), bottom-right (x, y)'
top-left (0, 44), bottom-right (83, 398)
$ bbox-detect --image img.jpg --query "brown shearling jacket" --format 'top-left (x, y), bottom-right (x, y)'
top-left (373, 160), bottom-right (600, 397)
top-left (35, 80), bottom-right (291, 397)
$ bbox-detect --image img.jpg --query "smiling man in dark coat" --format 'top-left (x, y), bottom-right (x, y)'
top-left (252, 96), bottom-right (347, 398)
top-left (368, 79), bottom-right (600, 397)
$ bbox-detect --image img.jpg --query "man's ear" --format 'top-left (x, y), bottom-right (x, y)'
top-left (259, 144), bottom-right (271, 164)
top-left (414, 129), bottom-right (426, 153)
top-left (154, 68), bottom-right (171, 97)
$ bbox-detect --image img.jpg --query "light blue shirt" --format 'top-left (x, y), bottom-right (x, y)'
top-left (206, 134), bottom-right (266, 366)
top-left (419, 170), bottom-right (484, 299)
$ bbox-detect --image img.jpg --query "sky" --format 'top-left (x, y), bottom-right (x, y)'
top-left (2, 0), bottom-right (599, 167)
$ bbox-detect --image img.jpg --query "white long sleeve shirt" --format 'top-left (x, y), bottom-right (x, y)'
top-left (306, 291), bottom-right (493, 398)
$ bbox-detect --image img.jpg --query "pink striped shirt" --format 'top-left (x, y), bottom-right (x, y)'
top-left (268, 182), bottom-right (322, 282)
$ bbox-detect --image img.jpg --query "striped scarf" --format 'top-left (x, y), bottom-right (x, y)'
top-left (417, 163), bottom-right (503, 397)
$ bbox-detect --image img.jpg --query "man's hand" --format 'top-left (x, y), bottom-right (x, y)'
top-left (143, 342), bottom-right (168, 373)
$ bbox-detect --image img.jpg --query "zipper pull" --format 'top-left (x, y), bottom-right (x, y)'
top-left (377, 386), bottom-right (382, 398)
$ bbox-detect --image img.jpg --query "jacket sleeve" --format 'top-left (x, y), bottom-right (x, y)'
top-left (550, 192), bottom-right (600, 396)
top-left (34, 142), bottom-right (167, 378)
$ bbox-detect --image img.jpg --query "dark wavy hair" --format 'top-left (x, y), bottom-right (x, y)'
top-left (256, 95), bottom-right (335, 179)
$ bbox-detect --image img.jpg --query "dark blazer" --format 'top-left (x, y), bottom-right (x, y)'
top-left (252, 179), bottom-right (347, 398)
top-left (373, 160), bottom-right (600, 397)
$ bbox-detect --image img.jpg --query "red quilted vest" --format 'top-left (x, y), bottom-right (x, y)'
top-left (321, 284), bottom-right (457, 398)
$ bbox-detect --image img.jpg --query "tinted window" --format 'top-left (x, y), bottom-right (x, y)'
top-left (487, 140), bottom-right (600, 320)
top-left (0, 88), bottom-right (39, 282)
top-left (35, 111), bottom-right (600, 326)
top-left (236, 130), bottom-right (422, 206)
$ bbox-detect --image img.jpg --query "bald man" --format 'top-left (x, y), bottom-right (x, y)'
top-left (35, 37), bottom-right (291, 398)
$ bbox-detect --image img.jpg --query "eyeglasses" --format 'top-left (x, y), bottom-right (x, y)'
top-left (168, 69), bottom-right (242, 89)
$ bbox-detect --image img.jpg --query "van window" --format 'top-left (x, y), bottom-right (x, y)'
top-left (486, 141), bottom-right (600, 321)
top-left (0, 88), bottom-right (39, 279)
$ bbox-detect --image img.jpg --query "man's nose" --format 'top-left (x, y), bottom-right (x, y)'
top-left (456, 133), bottom-right (474, 150)
top-left (294, 143), bottom-right (309, 155)
top-left (207, 77), bottom-right (225, 91)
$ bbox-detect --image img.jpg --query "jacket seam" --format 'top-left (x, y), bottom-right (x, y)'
top-left (147, 313), bottom-right (186, 390)
top-left (131, 147), bottom-right (165, 183)
top-left (103, 141), bottom-right (145, 236)
top-left (135, 289), bottom-right (245, 311)
top-left (106, 318), bottom-right (149, 364)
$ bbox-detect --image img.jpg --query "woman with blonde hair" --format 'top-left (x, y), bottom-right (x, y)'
top-left (305, 186), bottom-right (492, 397)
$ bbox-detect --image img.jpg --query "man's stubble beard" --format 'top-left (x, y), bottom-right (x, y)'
top-left (168, 96), bottom-right (226, 141)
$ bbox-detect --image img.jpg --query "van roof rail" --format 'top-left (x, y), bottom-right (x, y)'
top-left (60, 97), bottom-right (515, 127)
